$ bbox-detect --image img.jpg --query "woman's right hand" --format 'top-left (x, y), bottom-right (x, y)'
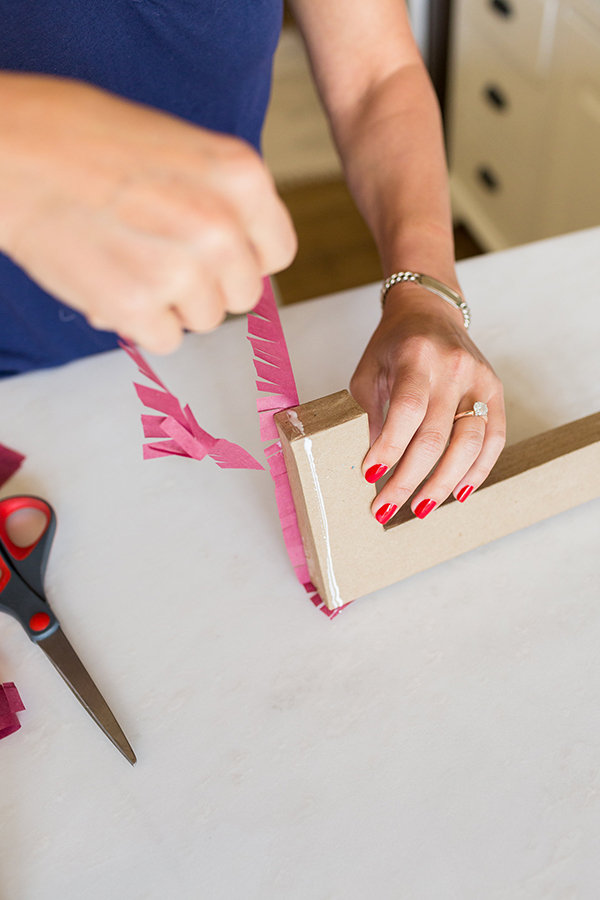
top-left (0, 74), bottom-right (296, 352)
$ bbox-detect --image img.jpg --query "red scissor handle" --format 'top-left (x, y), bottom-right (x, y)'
top-left (0, 496), bottom-right (52, 561)
top-left (0, 496), bottom-right (56, 602)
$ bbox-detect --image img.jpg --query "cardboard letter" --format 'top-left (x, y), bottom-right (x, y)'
top-left (275, 391), bottom-right (600, 610)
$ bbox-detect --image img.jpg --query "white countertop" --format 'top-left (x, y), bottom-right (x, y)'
top-left (1, 227), bottom-right (600, 899)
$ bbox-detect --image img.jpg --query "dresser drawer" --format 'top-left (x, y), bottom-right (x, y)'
top-left (540, 8), bottom-right (600, 235)
top-left (450, 128), bottom-right (539, 245)
top-left (449, 26), bottom-right (549, 162)
top-left (461, 0), bottom-right (551, 77)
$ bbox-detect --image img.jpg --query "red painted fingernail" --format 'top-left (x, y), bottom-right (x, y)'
top-left (365, 464), bottom-right (388, 483)
top-left (375, 503), bottom-right (398, 524)
top-left (457, 485), bottom-right (474, 503)
top-left (414, 499), bottom-right (436, 519)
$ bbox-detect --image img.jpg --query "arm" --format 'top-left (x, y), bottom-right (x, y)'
top-left (290, 0), bottom-right (506, 519)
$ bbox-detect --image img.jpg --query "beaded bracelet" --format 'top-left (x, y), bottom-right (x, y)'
top-left (381, 271), bottom-right (470, 329)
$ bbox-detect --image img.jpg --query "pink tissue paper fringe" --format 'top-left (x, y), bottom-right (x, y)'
top-left (122, 281), bottom-right (352, 618)
top-left (0, 682), bottom-right (25, 740)
top-left (119, 339), bottom-right (263, 470)
top-left (247, 280), bottom-right (351, 619)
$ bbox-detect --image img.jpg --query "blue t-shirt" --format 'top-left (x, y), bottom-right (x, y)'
top-left (0, 0), bottom-right (282, 376)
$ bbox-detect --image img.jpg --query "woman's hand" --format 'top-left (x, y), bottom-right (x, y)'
top-left (350, 285), bottom-right (506, 522)
top-left (0, 74), bottom-right (296, 353)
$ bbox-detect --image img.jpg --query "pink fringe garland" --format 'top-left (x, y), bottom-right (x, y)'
top-left (247, 281), bottom-right (350, 619)
top-left (120, 339), bottom-right (263, 470)
top-left (124, 281), bottom-right (352, 618)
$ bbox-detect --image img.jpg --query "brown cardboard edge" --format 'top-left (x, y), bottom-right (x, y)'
top-left (274, 390), bottom-right (365, 442)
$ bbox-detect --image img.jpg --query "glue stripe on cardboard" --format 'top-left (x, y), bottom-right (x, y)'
top-left (303, 437), bottom-right (344, 609)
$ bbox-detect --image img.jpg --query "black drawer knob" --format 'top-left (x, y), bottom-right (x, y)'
top-left (484, 84), bottom-right (508, 110)
top-left (477, 166), bottom-right (501, 192)
top-left (489, 0), bottom-right (514, 17)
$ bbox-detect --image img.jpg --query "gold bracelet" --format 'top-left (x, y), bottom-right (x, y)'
top-left (381, 271), bottom-right (470, 329)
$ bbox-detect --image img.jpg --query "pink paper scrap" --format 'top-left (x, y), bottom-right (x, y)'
top-left (120, 339), bottom-right (263, 470)
top-left (0, 683), bottom-right (25, 740)
top-left (0, 447), bottom-right (25, 698)
top-left (0, 442), bottom-right (25, 488)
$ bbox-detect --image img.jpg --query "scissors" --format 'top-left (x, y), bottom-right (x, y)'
top-left (0, 495), bottom-right (136, 765)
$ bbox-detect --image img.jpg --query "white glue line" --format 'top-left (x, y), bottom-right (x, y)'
top-left (303, 437), bottom-right (343, 609)
top-left (287, 409), bottom-right (305, 435)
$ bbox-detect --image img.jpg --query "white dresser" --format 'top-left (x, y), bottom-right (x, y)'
top-left (447, 0), bottom-right (600, 249)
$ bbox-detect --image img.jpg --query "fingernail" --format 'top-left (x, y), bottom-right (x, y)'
top-left (375, 503), bottom-right (398, 524)
top-left (457, 485), bottom-right (474, 503)
top-left (414, 499), bottom-right (436, 519)
top-left (365, 464), bottom-right (388, 483)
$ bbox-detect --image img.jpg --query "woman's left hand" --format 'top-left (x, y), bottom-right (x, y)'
top-left (350, 285), bottom-right (506, 523)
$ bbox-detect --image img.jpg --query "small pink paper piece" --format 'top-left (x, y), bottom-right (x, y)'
top-left (0, 442), bottom-right (25, 488)
top-left (248, 280), bottom-right (353, 619)
top-left (0, 683), bottom-right (25, 740)
top-left (120, 339), bottom-right (263, 470)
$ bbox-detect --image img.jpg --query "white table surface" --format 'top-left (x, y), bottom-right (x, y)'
top-left (1, 227), bottom-right (600, 900)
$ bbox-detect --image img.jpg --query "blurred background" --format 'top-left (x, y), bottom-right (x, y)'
top-left (265, 0), bottom-right (600, 304)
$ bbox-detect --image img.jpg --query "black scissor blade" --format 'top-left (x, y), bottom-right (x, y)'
top-left (39, 628), bottom-right (136, 765)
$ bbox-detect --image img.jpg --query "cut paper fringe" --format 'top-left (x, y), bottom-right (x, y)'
top-left (122, 281), bottom-right (352, 618)
top-left (0, 442), bottom-right (25, 488)
top-left (0, 682), bottom-right (25, 740)
top-left (247, 280), bottom-right (352, 619)
top-left (120, 339), bottom-right (263, 470)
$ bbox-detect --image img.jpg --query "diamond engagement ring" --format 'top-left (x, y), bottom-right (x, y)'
top-left (453, 402), bottom-right (488, 422)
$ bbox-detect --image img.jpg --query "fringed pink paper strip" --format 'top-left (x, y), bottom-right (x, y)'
top-left (248, 280), bottom-right (352, 619)
top-left (120, 339), bottom-right (263, 470)
top-left (0, 683), bottom-right (25, 740)
top-left (121, 286), bottom-right (352, 618)
top-left (0, 442), bottom-right (25, 488)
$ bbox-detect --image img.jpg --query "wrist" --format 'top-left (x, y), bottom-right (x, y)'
top-left (382, 279), bottom-right (467, 330)
top-left (381, 271), bottom-right (469, 329)
top-left (379, 221), bottom-right (460, 294)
